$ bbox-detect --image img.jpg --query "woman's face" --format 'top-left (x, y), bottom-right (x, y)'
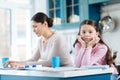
top-left (32, 21), bottom-right (46, 37)
top-left (80, 24), bottom-right (98, 43)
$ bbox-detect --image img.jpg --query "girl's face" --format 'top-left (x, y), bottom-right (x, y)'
top-left (32, 21), bottom-right (46, 37)
top-left (80, 24), bottom-right (98, 43)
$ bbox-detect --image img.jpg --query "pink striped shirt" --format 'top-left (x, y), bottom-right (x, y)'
top-left (74, 42), bottom-right (118, 74)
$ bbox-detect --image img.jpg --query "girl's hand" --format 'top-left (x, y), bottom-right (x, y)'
top-left (77, 35), bottom-right (86, 48)
top-left (87, 36), bottom-right (100, 47)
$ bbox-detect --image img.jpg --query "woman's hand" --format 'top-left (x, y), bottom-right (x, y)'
top-left (87, 36), bottom-right (100, 47)
top-left (4, 60), bottom-right (26, 68)
top-left (77, 35), bottom-right (86, 48)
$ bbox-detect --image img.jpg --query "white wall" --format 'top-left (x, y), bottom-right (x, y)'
top-left (33, 0), bottom-right (47, 14)
top-left (101, 3), bottom-right (120, 64)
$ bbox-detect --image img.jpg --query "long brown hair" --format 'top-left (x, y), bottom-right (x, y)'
top-left (73, 20), bottom-right (117, 69)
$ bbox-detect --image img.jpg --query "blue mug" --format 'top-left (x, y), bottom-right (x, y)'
top-left (1, 57), bottom-right (9, 67)
top-left (51, 56), bottom-right (60, 68)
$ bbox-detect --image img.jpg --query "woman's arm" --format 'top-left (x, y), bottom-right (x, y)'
top-left (4, 39), bottom-right (41, 68)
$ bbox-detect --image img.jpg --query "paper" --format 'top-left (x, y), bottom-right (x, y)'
top-left (36, 67), bottom-right (87, 72)
top-left (80, 65), bottom-right (109, 69)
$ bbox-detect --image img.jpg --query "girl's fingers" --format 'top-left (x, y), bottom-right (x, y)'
top-left (95, 37), bottom-right (100, 43)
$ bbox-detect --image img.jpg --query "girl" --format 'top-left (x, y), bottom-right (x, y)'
top-left (73, 20), bottom-right (118, 80)
top-left (4, 12), bottom-right (73, 68)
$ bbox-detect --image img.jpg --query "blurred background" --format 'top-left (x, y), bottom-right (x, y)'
top-left (0, 0), bottom-right (120, 65)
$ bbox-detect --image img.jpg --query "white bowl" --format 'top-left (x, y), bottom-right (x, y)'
top-left (68, 14), bottom-right (80, 23)
top-left (53, 17), bottom-right (61, 25)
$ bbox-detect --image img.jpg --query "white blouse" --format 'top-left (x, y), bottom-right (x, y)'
top-left (26, 31), bottom-right (73, 67)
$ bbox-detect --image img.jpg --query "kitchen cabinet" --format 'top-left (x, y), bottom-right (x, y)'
top-left (89, 0), bottom-right (110, 4)
top-left (47, 0), bottom-right (110, 29)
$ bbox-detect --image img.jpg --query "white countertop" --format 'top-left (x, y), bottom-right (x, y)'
top-left (0, 67), bottom-right (113, 78)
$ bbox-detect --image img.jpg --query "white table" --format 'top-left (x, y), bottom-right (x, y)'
top-left (0, 67), bottom-right (113, 80)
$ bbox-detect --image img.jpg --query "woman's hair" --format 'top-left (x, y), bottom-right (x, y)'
top-left (73, 20), bottom-right (117, 68)
top-left (31, 12), bottom-right (53, 27)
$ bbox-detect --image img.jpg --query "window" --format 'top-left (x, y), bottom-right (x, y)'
top-left (0, 0), bottom-right (32, 61)
top-left (0, 8), bottom-right (11, 57)
top-left (12, 8), bottom-right (31, 60)
top-left (4, 0), bottom-right (30, 4)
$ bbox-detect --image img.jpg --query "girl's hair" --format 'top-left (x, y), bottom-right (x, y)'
top-left (73, 20), bottom-right (118, 69)
top-left (31, 12), bottom-right (53, 27)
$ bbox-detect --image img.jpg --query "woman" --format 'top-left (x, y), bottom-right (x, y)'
top-left (4, 12), bottom-right (73, 68)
